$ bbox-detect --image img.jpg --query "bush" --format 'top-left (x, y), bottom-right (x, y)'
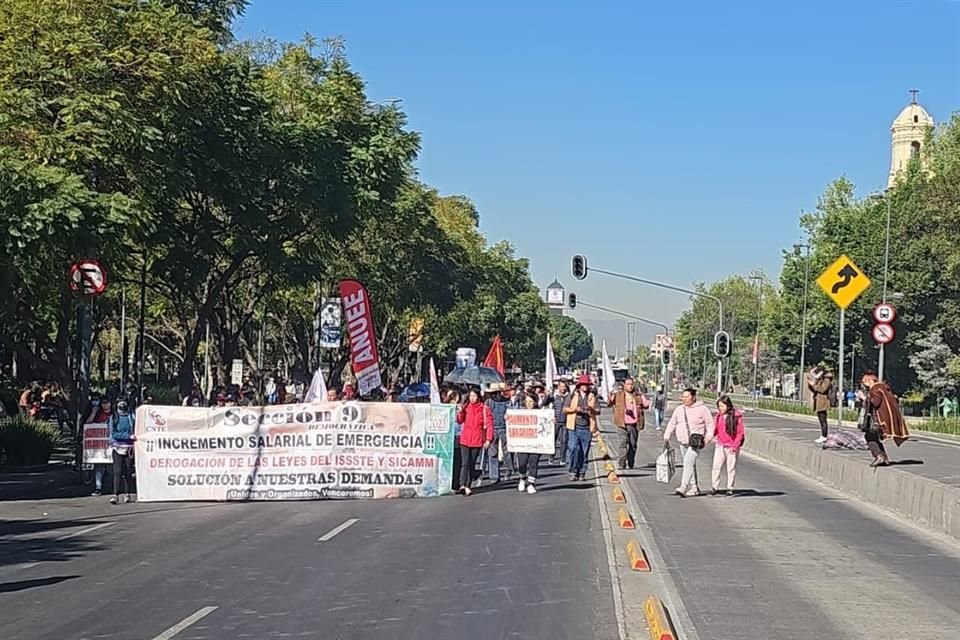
top-left (0, 415), bottom-right (64, 467)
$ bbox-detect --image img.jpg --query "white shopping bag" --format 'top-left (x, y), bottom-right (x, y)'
top-left (656, 446), bottom-right (676, 484)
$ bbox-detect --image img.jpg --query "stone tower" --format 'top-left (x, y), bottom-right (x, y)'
top-left (887, 90), bottom-right (934, 189)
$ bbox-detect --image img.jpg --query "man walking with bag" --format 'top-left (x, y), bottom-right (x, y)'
top-left (608, 377), bottom-right (649, 469)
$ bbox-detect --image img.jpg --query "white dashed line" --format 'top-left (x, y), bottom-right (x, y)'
top-left (151, 606), bottom-right (218, 640)
top-left (317, 518), bottom-right (359, 542)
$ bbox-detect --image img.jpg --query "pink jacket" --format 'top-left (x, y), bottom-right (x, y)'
top-left (714, 410), bottom-right (745, 449)
top-left (663, 401), bottom-right (714, 446)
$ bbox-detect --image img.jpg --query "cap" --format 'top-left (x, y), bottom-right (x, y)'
top-left (577, 374), bottom-right (591, 386)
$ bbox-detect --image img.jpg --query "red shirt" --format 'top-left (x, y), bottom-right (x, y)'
top-left (456, 402), bottom-right (494, 448)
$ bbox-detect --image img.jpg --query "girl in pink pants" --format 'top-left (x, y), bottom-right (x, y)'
top-left (712, 395), bottom-right (745, 496)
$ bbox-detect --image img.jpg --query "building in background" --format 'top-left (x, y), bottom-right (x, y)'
top-left (545, 277), bottom-right (565, 316)
top-left (887, 90), bottom-right (934, 189)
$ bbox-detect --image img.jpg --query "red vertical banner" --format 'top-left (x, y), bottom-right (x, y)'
top-left (338, 279), bottom-right (383, 396)
top-left (483, 335), bottom-right (505, 376)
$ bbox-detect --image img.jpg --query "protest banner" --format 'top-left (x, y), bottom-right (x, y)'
top-left (505, 409), bottom-right (555, 455)
top-left (339, 280), bottom-right (382, 396)
top-left (82, 423), bottom-right (112, 465)
top-left (134, 402), bottom-right (455, 502)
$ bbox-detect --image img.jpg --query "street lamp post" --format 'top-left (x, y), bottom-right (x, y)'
top-left (750, 273), bottom-right (764, 406)
top-left (794, 243), bottom-right (811, 402)
top-left (573, 260), bottom-right (724, 391)
top-left (868, 193), bottom-right (893, 380)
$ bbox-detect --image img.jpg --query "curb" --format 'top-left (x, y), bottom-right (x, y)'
top-left (626, 539), bottom-right (651, 571)
top-left (611, 486), bottom-right (626, 503)
top-left (744, 425), bottom-right (960, 542)
top-left (617, 507), bottom-right (635, 529)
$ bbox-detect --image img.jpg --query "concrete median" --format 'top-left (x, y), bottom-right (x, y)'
top-left (743, 425), bottom-right (960, 542)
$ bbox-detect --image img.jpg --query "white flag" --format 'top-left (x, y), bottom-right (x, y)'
top-left (429, 358), bottom-right (441, 404)
top-left (303, 367), bottom-right (328, 403)
top-left (601, 340), bottom-right (616, 400)
top-left (545, 333), bottom-right (558, 389)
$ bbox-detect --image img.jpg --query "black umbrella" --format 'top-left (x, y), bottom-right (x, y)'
top-left (443, 366), bottom-right (505, 387)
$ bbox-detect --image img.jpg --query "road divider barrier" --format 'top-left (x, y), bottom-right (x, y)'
top-left (643, 595), bottom-right (677, 640)
top-left (611, 486), bottom-right (626, 503)
top-left (607, 471), bottom-right (621, 484)
top-left (605, 461), bottom-right (616, 474)
top-left (626, 539), bottom-right (651, 571)
top-left (617, 507), bottom-right (635, 529)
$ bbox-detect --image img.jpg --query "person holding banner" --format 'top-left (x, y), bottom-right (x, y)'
top-left (108, 400), bottom-right (136, 504)
top-left (516, 393), bottom-right (544, 494)
top-left (549, 380), bottom-right (570, 466)
top-left (456, 388), bottom-right (493, 496)
top-left (484, 383), bottom-right (513, 483)
top-left (564, 375), bottom-right (599, 481)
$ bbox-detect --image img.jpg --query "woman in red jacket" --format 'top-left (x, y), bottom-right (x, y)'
top-left (456, 388), bottom-right (494, 496)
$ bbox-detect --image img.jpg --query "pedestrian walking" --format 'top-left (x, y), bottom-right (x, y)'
top-left (108, 400), bottom-right (136, 504)
top-left (444, 390), bottom-right (462, 491)
top-left (563, 374), bottom-right (599, 481)
top-left (484, 383), bottom-right (513, 482)
top-left (653, 386), bottom-right (666, 430)
top-left (857, 372), bottom-right (910, 467)
top-left (549, 380), bottom-right (570, 465)
top-left (806, 365), bottom-right (835, 444)
top-left (516, 393), bottom-right (544, 494)
top-left (663, 387), bottom-right (713, 497)
top-left (608, 377), bottom-right (649, 469)
top-left (456, 388), bottom-right (493, 496)
top-left (87, 395), bottom-right (112, 496)
top-left (711, 395), bottom-right (745, 496)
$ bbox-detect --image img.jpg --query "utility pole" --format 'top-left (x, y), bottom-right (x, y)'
top-left (795, 243), bottom-right (811, 401)
top-left (750, 273), bottom-right (763, 406)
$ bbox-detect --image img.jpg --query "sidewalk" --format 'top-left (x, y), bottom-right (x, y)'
top-left (748, 409), bottom-right (960, 489)
top-left (741, 409), bottom-right (960, 542)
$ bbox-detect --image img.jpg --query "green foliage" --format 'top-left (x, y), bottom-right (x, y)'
top-left (550, 315), bottom-right (593, 368)
top-left (0, 415), bottom-right (63, 467)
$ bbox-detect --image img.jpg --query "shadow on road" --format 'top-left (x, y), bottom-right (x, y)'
top-left (0, 575), bottom-right (79, 593)
top-left (0, 519), bottom-right (106, 567)
top-left (885, 459), bottom-right (924, 466)
top-left (730, 489), bottom-right (786, 498)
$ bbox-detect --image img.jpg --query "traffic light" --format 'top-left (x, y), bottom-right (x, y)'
top-left (713, 331), bottom-right (730, 358)
top-left (567, 292), bottom-right (577, 309)
top-left (571, 254), bottom-right (587, 280)
top-left (661, 349), bottom-right (670, 365)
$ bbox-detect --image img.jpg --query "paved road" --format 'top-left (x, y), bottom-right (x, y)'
top-left (616, 417), bottom-right (960, 640)
top-left (749, 409), bottom-right (960, 488)
top-left (0, 466), bottom-right (617, 640)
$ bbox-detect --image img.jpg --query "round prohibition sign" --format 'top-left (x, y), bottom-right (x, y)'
top-left (873, 303), bottom-right (897, 324)
top-left (872, 323), bottom-right (895, 345)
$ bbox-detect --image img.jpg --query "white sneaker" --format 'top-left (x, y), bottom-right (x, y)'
top-left (517, 479), bottom-right (526, 492)
top-left (526, 481), bottom-right (537, 495)
top-left (674, 487), bottom-right (686, 496)
top-left (815, 436), bottom-right (827, 444)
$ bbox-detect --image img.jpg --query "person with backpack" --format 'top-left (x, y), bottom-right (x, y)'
top-left (108, 400), bottom-right (136, 504)
top-left (711, 395), bottom-right (745, 496)
top-left (806, 365), bottom-right (835, 444)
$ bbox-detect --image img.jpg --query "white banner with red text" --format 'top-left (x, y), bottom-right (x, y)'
top-left (505, 409), bottom-right (555, 455)
top-left (82, 423), bottom-right (112, 465)
top-left (134, 402), bottom-right (455, 502)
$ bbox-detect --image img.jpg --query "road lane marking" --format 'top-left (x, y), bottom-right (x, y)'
top-left (317, 518), bottom-right (358, 542)
top-left (151, 606), bottom-right (218, 640)
top-left (56, 522), bottom-right (113, 541)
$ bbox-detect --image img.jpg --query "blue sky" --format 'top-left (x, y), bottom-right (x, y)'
top-left (235, 0), bottom-right (959, 351)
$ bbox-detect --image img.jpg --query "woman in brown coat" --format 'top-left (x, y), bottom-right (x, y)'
top-left (857, 372), bottom-right (909, 466)
top-left (806, 365), bottom-right (834, 444)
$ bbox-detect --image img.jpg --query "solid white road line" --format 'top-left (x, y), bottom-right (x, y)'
top-left (56, 521), bottom-right (113, 541)
top-left (151, 606), bottom-right (218, 640)
top-left (317, 518), bottom-right (358, 542)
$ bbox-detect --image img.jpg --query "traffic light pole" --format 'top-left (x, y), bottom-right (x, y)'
top-left (581, 265), bottom-right (724, 392)
top-left (570, 299), bottom-right (671, 397)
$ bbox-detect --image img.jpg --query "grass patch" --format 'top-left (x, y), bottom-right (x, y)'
top-left (916, 418), bottom-right (960, 436)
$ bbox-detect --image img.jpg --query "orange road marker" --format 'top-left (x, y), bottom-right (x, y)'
top-left (617, 507), bottom-right (635, 529)
top-left (643, 596), bottom-right (676, 640)
top-left (626, 540), bottom-right (651, 571)
top-left (611, 487), bottom-right (626, 503)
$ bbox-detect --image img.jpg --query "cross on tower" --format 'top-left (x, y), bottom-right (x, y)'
top-left (909, 89), bottom-right (919, 104)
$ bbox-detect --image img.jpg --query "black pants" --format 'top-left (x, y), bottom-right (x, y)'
top-left (816, 411), bottom-right (829, 438)
top-left (112, 450), bottom-right (133, 496)
top-left (517, 453), bottom-right (541, 480)
top-left (553, 423), bottom-right (567, 462)
top-left (865, 429), bottom-right (887, 458)
top-left (459, 445), bottom-right (482, 490)
top-left (618, 425), bottom-right (639, 468)
top-left (452, 437), bottom-right (462, 491)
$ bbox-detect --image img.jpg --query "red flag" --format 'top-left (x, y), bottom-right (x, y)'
top-left (483, 335), bottom-right (505, 376)
top-left (338, 279), bottom-right (383, 396)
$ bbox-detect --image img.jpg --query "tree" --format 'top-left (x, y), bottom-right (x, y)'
top-left (909, 330), bottom-right (957, 398)
top-left (550, 315), bottom-right (593, 368)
